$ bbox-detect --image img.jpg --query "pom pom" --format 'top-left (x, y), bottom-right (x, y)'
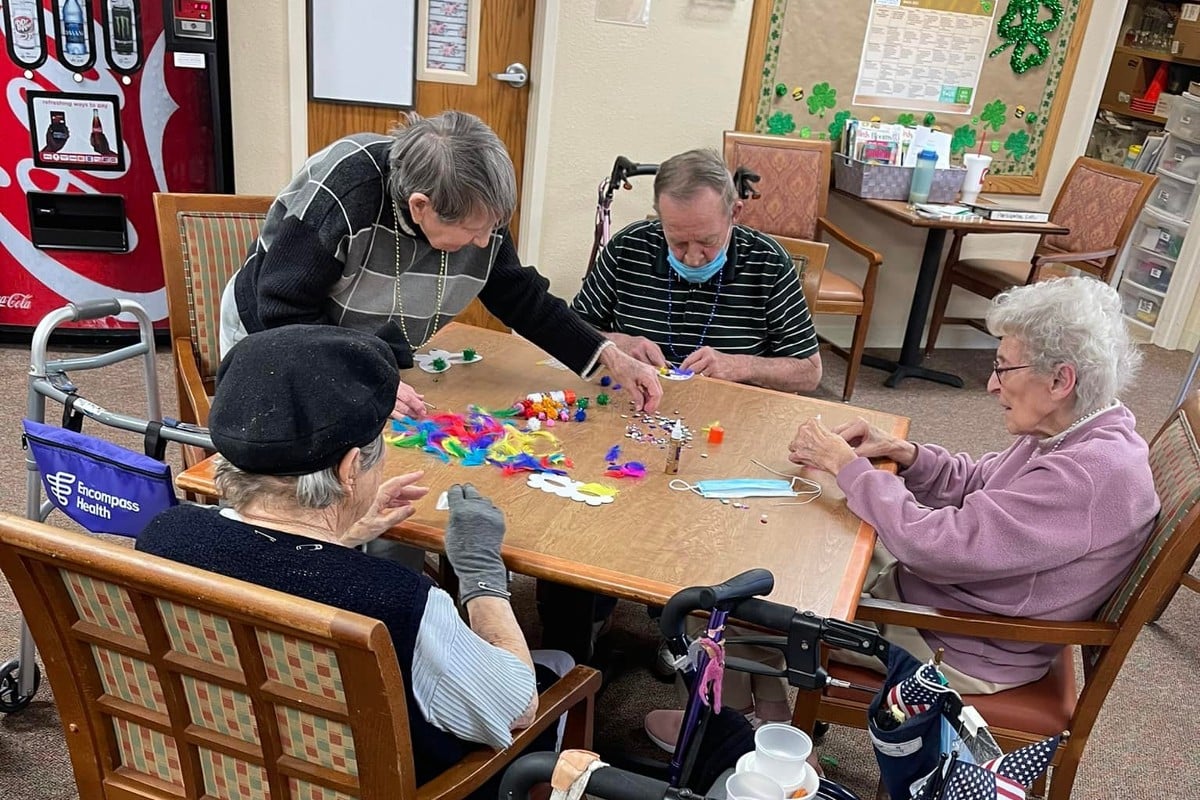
top-left (600, 376), bottom-right (612, 387)
top-left (462, 348), bottom-right (477, 361)
top-left (574, 408), bottom-right (587, 422)
top-left (597, 393), bottom-right (610, 405)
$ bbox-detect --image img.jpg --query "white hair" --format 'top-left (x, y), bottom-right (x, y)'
top-left (986, 277), bottom-right (1140, 414)
top-left (215, 433), bottom-right (387, 511)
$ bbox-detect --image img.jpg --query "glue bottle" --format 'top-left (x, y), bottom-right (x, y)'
top-left (908, 148), bottom-right (938, 205)
top-left (665, 419), bottom-right (684, 474)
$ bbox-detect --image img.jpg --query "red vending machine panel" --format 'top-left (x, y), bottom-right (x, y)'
top-left (0, 0), bottom-right (228, 332)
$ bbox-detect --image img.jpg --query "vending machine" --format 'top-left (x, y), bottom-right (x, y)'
top-left (0, 0), bottom-right (233, 333)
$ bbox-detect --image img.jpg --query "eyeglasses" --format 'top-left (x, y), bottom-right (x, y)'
top-left (992, 360), bottom-right (1032, 383)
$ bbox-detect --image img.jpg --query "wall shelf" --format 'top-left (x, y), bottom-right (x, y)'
top-left (1114, 45), bottom-right (1200, 67)
top-left (1099, 102), bottom-right (1167, 124)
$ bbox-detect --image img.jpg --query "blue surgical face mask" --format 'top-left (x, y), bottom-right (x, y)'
top-left (670, 477), bottom-right (819, 500)
top-left (666, 229), bottom-right (731, 283)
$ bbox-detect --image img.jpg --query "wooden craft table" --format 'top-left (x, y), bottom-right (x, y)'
top-left (177, 323), bottom-right (910, 626)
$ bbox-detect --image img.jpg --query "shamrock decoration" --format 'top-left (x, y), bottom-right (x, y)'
top-left (829, 109), bottom-right (853, 141)
top-left (991, 141), bottom-right (1002, 153)
top-left (799, 126), bottom-right (812, 138)
top-left (981, 0), bottom-right (993, 10)
top-left (1026, 112), bottom-right (1039, 125)
top-left (981, 99), bottom-right (1008, 132)
top-left (951, 125), bottom-right (977, 155)
top-left (897, 113), bottom-right (916, 126)
top-left (989, 0), bottom-right (1065, 74)
top-left (775, 82), bottom-right (788, 98)
top-left (807, 82), bottom-right (838, 117)
top-left (923, 112), bottom-right (937, 126)
top-left (1004, 129), bottom-right (1031, 160)
top-left (767, 111), bottom-right (797, 135)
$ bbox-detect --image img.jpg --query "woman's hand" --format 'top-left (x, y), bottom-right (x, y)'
top-left (832, 417), bottom-right (917, 467)
top-left (599, 345), bottom-right (663, 413)
top-left (787, 417), bottom-right (859, 475)
top-left (392, 380), bottom-right (428, 420)
top-left (343, 471), bottom-right (428, 547)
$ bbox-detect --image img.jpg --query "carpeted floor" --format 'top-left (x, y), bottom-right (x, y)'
top-left (0, 337), bottom-right (1197, 799)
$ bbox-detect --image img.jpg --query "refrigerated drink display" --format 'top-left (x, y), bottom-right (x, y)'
top-left (0, 0), bottom-right (233, 334)
top-left (111, 0), bottom-right (136, 53)
top-left (62, 0), bottom-right (86, 55)
top-left (8, 0), bottom-right (42, 63)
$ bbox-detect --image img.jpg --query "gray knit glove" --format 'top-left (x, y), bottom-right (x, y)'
top-left (444, 484), bottom-right (511, 605)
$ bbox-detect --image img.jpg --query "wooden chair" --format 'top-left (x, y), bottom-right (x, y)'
top-left (153, 193), bottom-right (273, 435)
top-left (792, 391), bottom-right (1200, 800)
top-left (722, 132), bottom-right (882, 401)
top-left (0, 512), bottom-right (600, 800)
top-left (925, 157), bottom-right (1157, 355)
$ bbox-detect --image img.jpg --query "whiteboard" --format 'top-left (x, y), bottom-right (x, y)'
top-left (309, 0), bottom-right (416, 108)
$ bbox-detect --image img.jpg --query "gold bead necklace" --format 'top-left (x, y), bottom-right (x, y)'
top-left (393, 200), bottom-right (448, 346)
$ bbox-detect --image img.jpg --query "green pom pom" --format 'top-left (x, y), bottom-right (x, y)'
top-left (576, 397), bottom-right (590, 409)
top-left (923, 112), bottom-right (937, 126)
top-left (462, 348), bottom-right (477, 361)
top-left (596, 393), bottom-right (610, 406)
top-left (431, 357), bottom-right (447, 371)
top-left (774, 82), bottom-right (788, 97)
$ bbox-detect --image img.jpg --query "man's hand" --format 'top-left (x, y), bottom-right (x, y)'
top-left (598, 345), bottom-right (663, 413)
top-left (344, 471), bottom-right (428, 547)
top-left (392, 379), bottom-right (428, 420)
top-left (444, 484), bottom-right (510, 605)
top-left (832, 417), bottom-right (917, 467)
top-left (787, 417), bottom-right (858, 475)
top-left (680, 347), bottom-right (744, 382)
top-left (607, 333), bottom-right (668, 368)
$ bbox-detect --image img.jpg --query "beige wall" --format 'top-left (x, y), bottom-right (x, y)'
top-left (527, 1), bottom-right (754, 294)
top-left (229, 1), bottom-right (1154, 349)
top-left (227, 0), bottom-right (304, 195)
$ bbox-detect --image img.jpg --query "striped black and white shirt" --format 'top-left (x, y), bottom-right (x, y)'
top-left (572, 219), bottom-right (818, 364)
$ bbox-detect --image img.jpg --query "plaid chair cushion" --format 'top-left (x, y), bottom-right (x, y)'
top-left (177, 212), bottom-right (266, 381)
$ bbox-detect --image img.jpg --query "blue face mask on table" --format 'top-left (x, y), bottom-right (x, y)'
top-left (669, 476), bottom-right (821, 500)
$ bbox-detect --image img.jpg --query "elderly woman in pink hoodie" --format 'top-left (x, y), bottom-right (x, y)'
top-left (788, 277), bottom-right (1159, 693)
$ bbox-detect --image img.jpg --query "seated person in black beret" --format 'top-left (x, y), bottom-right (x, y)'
top-left (138, 325), bottom-right (571, 790)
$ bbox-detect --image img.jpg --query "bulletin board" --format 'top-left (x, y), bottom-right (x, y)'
top-left (737, 0), bottom-right (1095, 195)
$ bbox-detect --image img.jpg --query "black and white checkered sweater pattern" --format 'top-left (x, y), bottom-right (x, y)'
top-left (233, 134), bottom-right (603, 373)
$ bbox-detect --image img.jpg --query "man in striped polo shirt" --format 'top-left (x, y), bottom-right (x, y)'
top-left (572, 148), bottom-right (822, 394)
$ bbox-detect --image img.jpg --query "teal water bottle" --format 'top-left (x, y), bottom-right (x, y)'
top-left (908, 149), bottom-right (938, 205)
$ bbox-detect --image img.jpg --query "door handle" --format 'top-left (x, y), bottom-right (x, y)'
top-left (490, 62), bottom-right (529, 89)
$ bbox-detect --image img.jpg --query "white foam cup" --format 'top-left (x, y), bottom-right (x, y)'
top-left (725, 771), bottom-right (786, 800)
top-left (753, 723), bottom-right (812, 785)
top-left (960, 153), bottom-right (992, 204)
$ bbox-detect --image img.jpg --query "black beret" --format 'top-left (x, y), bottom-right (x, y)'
top-left (210, 325), bottom-right (399, 475)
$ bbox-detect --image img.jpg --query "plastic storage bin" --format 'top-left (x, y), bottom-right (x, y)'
top-left (1158, 135), bottom-right (1200, 180)
top-left (1146, 170), bottom-right (1199, 220)
top-left (1121, 282), bottom-right (1163, 326)
top-left (1128, 251), bottom-right (1174, 293)
top-left (1166, 91), bottom-right (1200, 143)
top-left (1135, 207), bottom-right (1188, 258)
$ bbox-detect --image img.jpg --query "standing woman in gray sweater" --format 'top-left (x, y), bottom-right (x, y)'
top-left (219, 110), bottom-right (661, 417)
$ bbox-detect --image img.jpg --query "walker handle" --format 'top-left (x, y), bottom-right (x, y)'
top-left (69, 299), bottom-right (123, 321)
top-left (659, 568), bottom-right (776, 645)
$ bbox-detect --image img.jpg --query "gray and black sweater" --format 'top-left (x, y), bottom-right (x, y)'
top-left (231, 134), bottom-right (605, 373)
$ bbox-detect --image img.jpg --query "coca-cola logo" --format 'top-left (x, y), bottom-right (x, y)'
top-left (0, 293), bottom-right (33, 310)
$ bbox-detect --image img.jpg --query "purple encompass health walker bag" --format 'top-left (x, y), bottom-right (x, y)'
top-left (22, 418), bottom-right (178, 536)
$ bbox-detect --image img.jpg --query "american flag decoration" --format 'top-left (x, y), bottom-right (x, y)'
top-left (979, 735), bottom-right (1061, 800)
top-left (886, 660), bottom-right (946, 717)
top-left (939, 760), bottom-right (998, 800)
